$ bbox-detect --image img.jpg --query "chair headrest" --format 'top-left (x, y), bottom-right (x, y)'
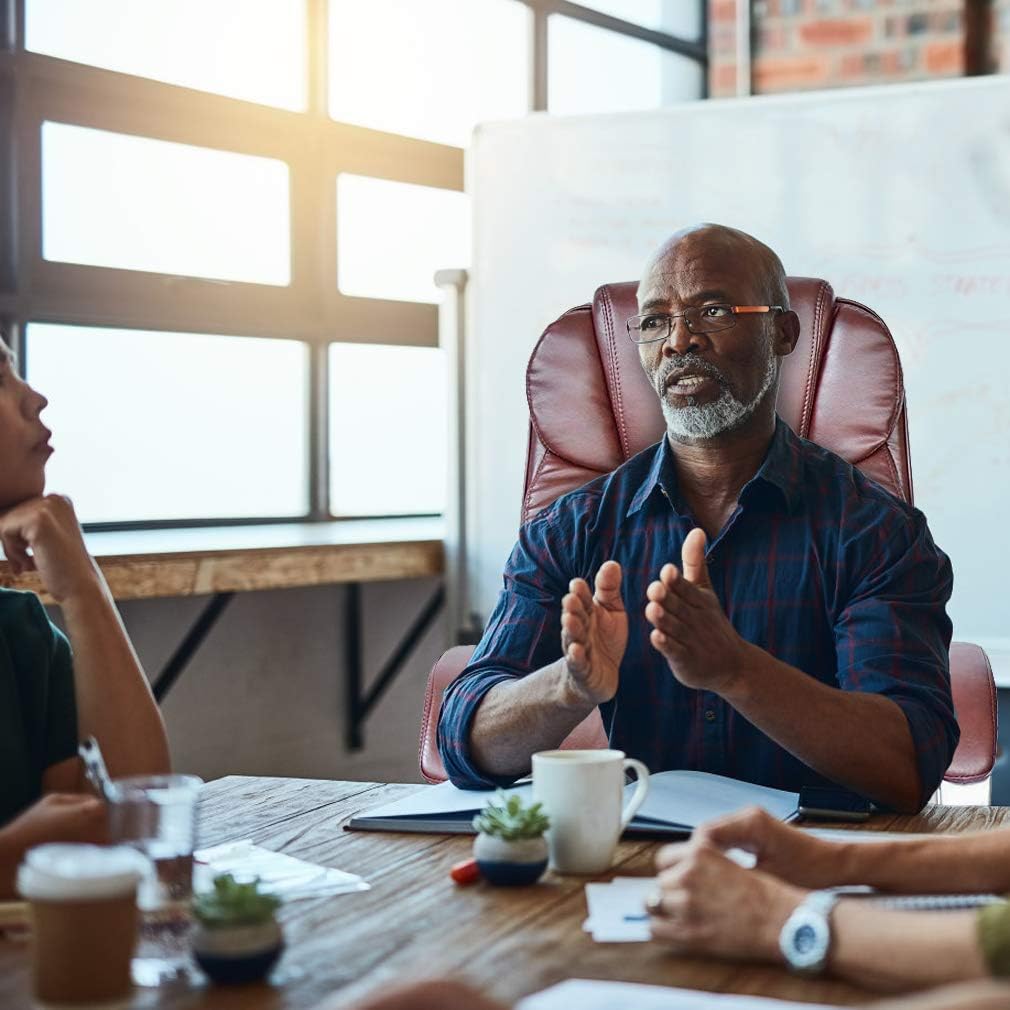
top-left (527, 277), bottom-right (905, 493)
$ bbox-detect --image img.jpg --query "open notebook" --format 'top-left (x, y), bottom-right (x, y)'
top-left (347, 770), bottom-right (799, 837)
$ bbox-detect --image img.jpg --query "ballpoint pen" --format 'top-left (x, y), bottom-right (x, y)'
top-left (78, 736), bottom-right (115, 802)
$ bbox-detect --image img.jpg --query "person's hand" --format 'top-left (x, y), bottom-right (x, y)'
top-left (560, 561), bottom-right (627, 704)
top-left (689, 806), bottom-right (846, 889)
top-left (644, 527), bottom-right (752, 694)
top-left (3, 793), bottom-right (109, 850)
top-left (0, 495), bottom-right (99, 603)
top-left (348, 979), bottom-right (508, 1010)
top-left (649, 839), bottom-right (805, 962)
top-left (0, 793), bottom-right (109, 897)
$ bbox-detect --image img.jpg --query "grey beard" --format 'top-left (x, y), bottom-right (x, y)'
top-left (661, 353), bottom-right (777, 440)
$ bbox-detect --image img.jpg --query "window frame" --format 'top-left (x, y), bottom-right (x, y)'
top-left (0, 0), bottom-right (707, 532)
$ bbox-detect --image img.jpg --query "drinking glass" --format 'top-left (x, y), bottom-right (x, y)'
top-left (107, 774), bottom-right (203, 987)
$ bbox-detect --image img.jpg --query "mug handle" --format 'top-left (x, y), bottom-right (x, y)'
top-left (619, 758), bottom-right (651, 830)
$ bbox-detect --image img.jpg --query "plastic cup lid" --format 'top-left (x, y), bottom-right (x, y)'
top-left (17, 844), bottom-right (150, 902)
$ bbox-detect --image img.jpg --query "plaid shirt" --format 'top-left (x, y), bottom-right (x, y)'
top-left (438, 418), bottom-right (958, 805)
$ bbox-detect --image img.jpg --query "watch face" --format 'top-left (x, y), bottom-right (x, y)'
top-left (781, 909), bottom-right (830, 972)
top-left (794, 923), bottom-right (818, 955)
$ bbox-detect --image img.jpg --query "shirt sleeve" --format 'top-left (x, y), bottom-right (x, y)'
top-left (39, 602), bottom-right (79, 774)
top-left (978, 901), bottom-right (1010, 977)
top-left (437, 502), bottom-right (584, 789)
top-left (833, 507), bottom-right (958, 809)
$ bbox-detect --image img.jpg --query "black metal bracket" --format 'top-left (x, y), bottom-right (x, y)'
top-left (152, 592), bottom-right (234, 703)
top-left (345, 581), bottom-right (445, 751)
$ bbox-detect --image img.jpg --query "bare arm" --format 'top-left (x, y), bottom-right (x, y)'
top-left (54, 575), bottom-right (170, 778)
top-left (829, 904), bottom-right (986, 992)
top-left (468, 562), bottom-right (626, 779)
top-left (829, 830), bottom-right (1010, 895)
top-left (0, 496), bottom-right (170, 781)
top-left (468, 660), bottom-right (597, 778)
top-left (687, 806), bottom-right (1010, 896)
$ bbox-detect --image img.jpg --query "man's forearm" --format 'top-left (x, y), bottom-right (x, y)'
top-left (59, 570), bottom-right (170, 778)
top-left (830, 904), bottom-right (987, 991)
top-left (722, 645), bottom-right (922, 810)
top-left (468, 659), bottom-right (598, 779)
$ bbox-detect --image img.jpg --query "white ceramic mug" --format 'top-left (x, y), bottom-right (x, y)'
top-left (532, 749), bottom-right (650, 875)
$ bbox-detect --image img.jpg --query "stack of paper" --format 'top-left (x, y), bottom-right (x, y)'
top-left (194, 840), bottom-right (370, 900)
top-left (583, 877), bottom-right (658, 942)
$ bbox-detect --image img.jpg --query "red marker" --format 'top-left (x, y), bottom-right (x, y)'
top-left (450, 858), bottom-right (481, 885)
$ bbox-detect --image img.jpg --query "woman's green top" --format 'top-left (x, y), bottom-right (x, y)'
top-left (0, 589), bottom-right (77, 826)
top-left (978, 901), bottom-right (1010, 976)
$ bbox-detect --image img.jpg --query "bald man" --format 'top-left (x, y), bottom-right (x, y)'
top-left (438, 224), bottom-right (957, 812)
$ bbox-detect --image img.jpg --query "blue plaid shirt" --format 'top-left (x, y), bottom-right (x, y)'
top-left (438, 418), bottom-right (958, 805)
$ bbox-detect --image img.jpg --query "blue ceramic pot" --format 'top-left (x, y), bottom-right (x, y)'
top-left (473, 833), bottom-right (548, 886)
top-left (192, 920), bottom-right (284, 985)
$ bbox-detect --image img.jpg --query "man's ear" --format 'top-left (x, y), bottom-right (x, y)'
top-left (774, 310), bottom-right (800, 357)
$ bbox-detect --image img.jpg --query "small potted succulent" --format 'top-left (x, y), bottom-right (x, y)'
top-left (192, 873), bottom-right (284, 984)
top-left (472, 791), bottom-right (550, 886)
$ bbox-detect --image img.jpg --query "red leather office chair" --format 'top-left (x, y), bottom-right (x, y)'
top-left (419, 279), bottom-right (997, 789)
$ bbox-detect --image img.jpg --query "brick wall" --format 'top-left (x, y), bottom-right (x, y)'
top-left (709, 0), bottom-right (1010, 98)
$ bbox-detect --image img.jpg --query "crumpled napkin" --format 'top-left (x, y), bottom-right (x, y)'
top-left (194, 840), bottom-right (369, 900)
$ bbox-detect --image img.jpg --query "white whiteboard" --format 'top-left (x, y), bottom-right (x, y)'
top-left (466, 75), bottom-right (1010, 675)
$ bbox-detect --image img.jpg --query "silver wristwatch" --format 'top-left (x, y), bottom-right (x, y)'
top-left (778, 890), bottom-right (839, 975)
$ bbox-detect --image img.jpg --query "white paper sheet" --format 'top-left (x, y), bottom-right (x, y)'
top-left (632, 771), bottom-right (797, 827)
top-left (583, 877), bottom-right (658, 942)
top-left (352, 779), bottom-right (532, 819)
top-left (517, 980), bottom-right (841, 1010)
top-left (194, 840), bottom-right (369, 900)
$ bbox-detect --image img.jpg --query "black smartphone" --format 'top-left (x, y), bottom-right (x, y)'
top-left (797, 786), bottom-right (872, 822)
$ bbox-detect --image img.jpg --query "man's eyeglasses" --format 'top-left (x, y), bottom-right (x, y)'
top-left (627, 305), bottom-right (784, 344)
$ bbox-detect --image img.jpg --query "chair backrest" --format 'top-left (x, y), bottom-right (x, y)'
top-left (523, 277), bottom-right (911, 521)
top-left (419, 278), bottom-right (996, 789)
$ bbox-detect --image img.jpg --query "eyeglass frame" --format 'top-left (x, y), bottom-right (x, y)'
top-left (627, 305), bottom-right (785, 344)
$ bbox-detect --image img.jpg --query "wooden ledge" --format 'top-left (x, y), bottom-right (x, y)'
top-left (0, 518), bottom-right (444, 603)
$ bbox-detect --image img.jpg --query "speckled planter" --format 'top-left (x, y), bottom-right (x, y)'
top-left (192, 919), bottom-right (284, 985)
top-left (473, 833), bottom-right (548, 886)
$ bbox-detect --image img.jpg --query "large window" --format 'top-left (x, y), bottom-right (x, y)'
top-left (42, 123), bottom-right (291, 285)
top-left (28, 324), bottom-right (309, 523)
top-left (4, 0), bottom-right (706, 529)
top-left (25, 0), bottom-right (308, 109)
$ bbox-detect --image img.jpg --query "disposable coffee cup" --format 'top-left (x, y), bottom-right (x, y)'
top-left (17, 843), bottom-right (149, 1009)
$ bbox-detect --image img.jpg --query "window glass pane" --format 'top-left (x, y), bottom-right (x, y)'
top-left (26, 0), bottom-right (306, 110)
top-left (329, 345), bottom-right (446, 516)
top-left (579, 1), bottom-right (700, 35)
top-left (42, 123), bottom-right (290, 286)
top-left (27, 324), bottom-right (308, 524)
top-left (337, 175), bottom-right (469, 303)
top-left (329, 0), bottom-right (529, 146)
top-left (548, 16), bottom-right (703, 115)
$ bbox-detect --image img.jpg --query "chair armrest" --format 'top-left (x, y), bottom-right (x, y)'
top-left (419, 646), bottom-right (475, 783)
top-left (945, 641), bottom-right (998, 784)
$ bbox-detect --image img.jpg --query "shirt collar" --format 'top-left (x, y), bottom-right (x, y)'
top-left (626, 416), bottom-right (803, 520)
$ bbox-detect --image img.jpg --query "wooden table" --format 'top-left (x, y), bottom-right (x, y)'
top-left (4, 777), bottom-right (1009, 1010)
